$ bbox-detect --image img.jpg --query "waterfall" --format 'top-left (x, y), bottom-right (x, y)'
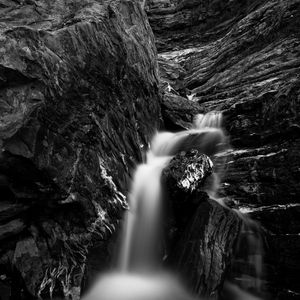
top-left (82, 112), bottom-right (264, 300)
top-left (119, 112), bottom-right (228, 271)
top-left (119, 156), bottom-right (171, 271)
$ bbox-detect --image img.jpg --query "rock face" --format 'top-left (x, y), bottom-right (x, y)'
top-left (162, 150), bottom-right (212, 231)
top-left (168, 199), bottom-right (242, 300)
top-left (146, 0), bottom-right (300, 298)
top-left (162, 150), bottom-right (242, 299)
top-left (0, 0), bottom-right (160, 298)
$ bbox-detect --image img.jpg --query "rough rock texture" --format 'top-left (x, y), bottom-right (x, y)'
top-left (163, 150), bottom-right (213, 194)
top-left (146, 0), bottom-right (300, 298)
top-left (146, 0), bottom-right (265, 52)
top-left (248, 204), bottom-right (300, 299)
top-left (162, 150), bottom-right (212, 230)
top-left (0, 0), bottom-right (160, 298)
top-left (168, 199), bottom-right (242, 300)
top-left (162, 150), bottom-right (243, 299)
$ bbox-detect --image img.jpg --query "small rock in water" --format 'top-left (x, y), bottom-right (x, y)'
top-left (162, 150), bottom-right (213, 195)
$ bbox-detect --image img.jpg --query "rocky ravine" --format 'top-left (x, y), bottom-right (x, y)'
top-left (146, 0), bottom-right (300, 299)
top-left (0, 0), bottom-right (160, 299)
top-left (0, 0), bottom-right (299, 299)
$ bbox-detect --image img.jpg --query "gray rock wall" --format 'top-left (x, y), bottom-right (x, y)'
top-left (0, 0), bottom-right (161, 298)
top-left (146, 0), bottom-right (300, 298)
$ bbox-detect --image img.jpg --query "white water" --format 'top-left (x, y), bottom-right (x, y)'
top-left (119, 156), bottom-right (171, 271)
top-left (82, 112), bottom-right (264, 300)
top-left (83, 272), bottom-right (197, 300)
top-left (118, 112), bottom-right (227, 272)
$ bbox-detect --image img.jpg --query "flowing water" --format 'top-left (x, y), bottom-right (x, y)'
top-left (82, 112), bottom-right (264, 300)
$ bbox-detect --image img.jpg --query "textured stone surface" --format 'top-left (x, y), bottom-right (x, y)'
top-left (163, 150), bottom-right (213, 194)
top-left (162, 150), bottom-right (264, 299)
top-left (162, 150), bottom-right (212, 230)
top-left (161, 150), bottom-right (247, 299)
top-left (147, 0), bottom-right (300, 298)
top-left (146, 0), bottom-right (263, 52)
top-left (245, 204), bottom-right (300, 297)
top-left (0, 0), bottom-right (160, 298)
top-left (168, 199), bottom-right (242, 299)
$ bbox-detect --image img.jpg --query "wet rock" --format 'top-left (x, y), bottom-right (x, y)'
top-left (247, 204), bottom-right (300, 234)
top-left (242, 204), bottom-right (300, 297)
top-left (162, 149), bottom-right (243, 299)
top-left (147, 1), bottom-right (300, 298)
top-left (161, 92), bottom-right (201, 130)
top-left (219, 143), bottom-right (300, 206)
top-left (275, 289), bottom-right (300, 300)
top-left (0, 0), bottom-right (161, 298)
top-left (264, 233), bottom-right (300, 297)
top-left (163, 150), bottom-right (213, 194)
top-left (13, 237), bottom-right (45, 296)
top-left (0, 202), bottom-right (29, 222)
top-left (0, 219), bottom-right (26, 240)
top-left (162, 150), bottom-right (212, 228)
top-left (168, 199), bottom-right (242, 299)
top-left (225, 213), bottom-right (266, 298)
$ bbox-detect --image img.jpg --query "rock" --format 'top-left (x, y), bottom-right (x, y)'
top-left (163, 150), bottom-right (213, 194)
top-left (0, 219), bottom-right (26, 240)
top-left (158, 52), bottom-right (204, 130)
top-left (147, 0), bottom-right (300, 298)
top-left (167, 199), bottom-right (242, 299)
top-left (219, 144), bottom-right (300, 206)
top-left (275, 289), bottom-right (300, 300)
top-left (0, 201), bottom-right (29, 222)
top-left (146, 0), bottom-right (260, 52)
top-left (247, 204), bottom-right (300, 234)
top-left (0, 0), bottom-right (161, 298)
top-left (161, 148), bottom-right (255, 299)
top-left (13, 237), bottom-right (44, 296)
top-left (161, 92), bottom-right (203, 130)
top-left (264, 233), bottom-right (300, 297)
top-left (241, 204), bottom-right (300, 297)
top-left (162, 150), bottom-right (212, 230)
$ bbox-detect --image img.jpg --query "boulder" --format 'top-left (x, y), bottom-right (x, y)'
top-left (162, 150), bottom-right (212, 228)
top-left (163, 150), bottom-right (213, 195)
top-left (162, 149), bottom-right (242, 299)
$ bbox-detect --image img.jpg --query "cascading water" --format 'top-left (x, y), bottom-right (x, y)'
top-left (119, 156), bottom-right (171, 272)
top-left (229, 210), bottom-right (265, 297)
top-left (119, 111), bottom-right (228, 272)
top-left (82, 112), bottom-right (264, 300)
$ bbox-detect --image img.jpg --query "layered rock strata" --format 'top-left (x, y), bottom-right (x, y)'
top-left (146, 0), bottom-right (300, 298)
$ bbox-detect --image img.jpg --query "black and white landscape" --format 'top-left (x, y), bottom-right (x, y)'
top-left (0, 0), bottom-right (299, 299)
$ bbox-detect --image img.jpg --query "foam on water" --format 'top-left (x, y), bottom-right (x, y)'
top-left (83, 272), bottom-right (195, 300)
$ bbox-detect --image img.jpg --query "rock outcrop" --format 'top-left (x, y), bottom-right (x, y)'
top-left (0, 0), bottom-right (160, 298)
top-left (162, 150), bottom-right (243, 299)
top-left (169, 199), bottom-right (242, 300)
top-left (1, 0), bottom-right (299, 298)
top-left (146, 0), bottom-right (300, 298)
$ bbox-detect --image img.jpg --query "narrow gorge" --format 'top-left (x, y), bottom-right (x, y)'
top-left (0, 0), bottom-right (299, 300)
